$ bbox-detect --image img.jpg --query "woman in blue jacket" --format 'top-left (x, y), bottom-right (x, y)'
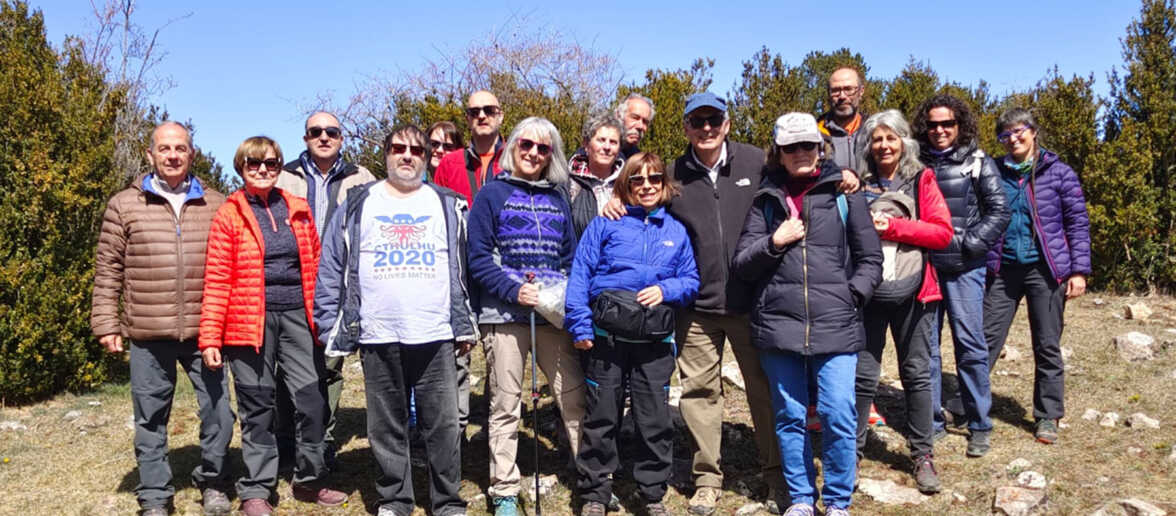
top-left (565, 152), bottom-right (699, 516)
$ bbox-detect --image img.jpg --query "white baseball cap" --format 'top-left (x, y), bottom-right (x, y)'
top-left (774, 113), bottom-right (822, 146)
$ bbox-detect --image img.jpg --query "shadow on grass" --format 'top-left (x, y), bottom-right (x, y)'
top-left (117, 444), bottom-right (247, 497)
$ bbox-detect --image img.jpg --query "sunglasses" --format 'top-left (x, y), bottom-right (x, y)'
top-left (779, 141), bottom-right (819, 153)
top-left (997, 125), bottom-right (1033, 143)
top-left (245, 158), bottom-right (282, 172)
top-left (429, 140), bottom-right (459, 152)
top-left (517, 138), bottom-right (552, 157)
top-left (389, 143), bottom-right (427, 157)
top-left (306, 126), bottom-right (342, 139)
top-left (466, 105), bottom-right (502, 118)
top-left (687, 113), bottom-right (725, 130)
top-left (925, 120), bottom-right (958, 130)
top-left (628, 173), bottom-right (665, 188)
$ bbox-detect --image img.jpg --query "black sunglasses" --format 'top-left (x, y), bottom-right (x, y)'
top-left (389, 143), bottom-right (427, 158)
top-left (779, 141), bottom-right (819, 153)
top-left (925, 120), bottom-right (958, 130)
top-left (687, 113), bottom-right (725, 129)
top-left (628, 173), bottom-right (665, 188)
top-left (466, 105), bottom-right (502, 118)
top-left (306, 126), bottom-right (342, 139)
top-left (517, 138), bottom-right (552, 157)
top-left (429, 140), bottom-right (459, 152)
top-left (245, 158), bottom-right (282, 172)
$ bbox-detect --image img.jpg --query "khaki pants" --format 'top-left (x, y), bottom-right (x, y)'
top-left (676, 311), bottom-right (781, 489)
top-left (483, 322), bottom-right (587, 497)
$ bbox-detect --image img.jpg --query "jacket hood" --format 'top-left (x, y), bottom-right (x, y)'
top-left (137, 172), bottom-right (207, 202)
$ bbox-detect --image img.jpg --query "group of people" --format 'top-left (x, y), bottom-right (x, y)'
top-left (91, 65), bottom-right (1091, 516)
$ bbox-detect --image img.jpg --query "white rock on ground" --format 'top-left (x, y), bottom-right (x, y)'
top-left (1061, 346), bottom-right (1074, 363)
top-left (952, 492), bottom-right (967, 503)
top-left (1126, 412), bottom-right (1161, 429)
top-left (1016, 471), bottom-right (1046, 489)
top-left (0, 420), bottom-right (27, 431)
top-left (735, 502), bottom-right (765, 516)
top-left (1114, 332), bottom-right (1157, 362)
top-left (1002, 346), bottom-right (1023, 362)
top-left (1082, 408), bottom-right (1102, 421)
top-left (1124, 303), bottom-right (1153, 320)
top-left (125, 414), bottom-right (135, 430)
top-left (721, 361), bottom-right (745, 391)
top-left (667, 385), bottom-right (682, 407)
top-left (63, 410), bottom-right (82, 420)
top-left (522, 474), bottom-right (558, 499)
top-left (1100, 412), bottom-right (1121, 428)
top-left (1093, 498), bottom-right (1169, 516)
top-left (1168, 447), bottom-right (1176, 463)
top-left (857, 478), bottom-right (927, 505)
top-left (1006, 458), bottom-right (1032, 474)
top-left (1127, 446), bottom-right (1144, 457)
top-left (993, 486), bottom-right (1047, 516)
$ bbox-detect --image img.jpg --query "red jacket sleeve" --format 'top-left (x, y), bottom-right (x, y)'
top-left (881, 168), bottom-right (953, 250)
top-left (198, 207), bottom-right (237, 350)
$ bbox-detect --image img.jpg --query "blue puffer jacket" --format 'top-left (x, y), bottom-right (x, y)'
top-left (986, 149), bottom-right (1091, 283)
top-left (564, 206), bottom-right (700, 343)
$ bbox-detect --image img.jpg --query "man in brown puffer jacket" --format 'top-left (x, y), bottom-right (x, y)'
top-left (90, 122), bottom-right (235, 516)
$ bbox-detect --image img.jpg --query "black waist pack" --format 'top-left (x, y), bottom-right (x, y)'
top-left (590, 289), bottom-right (675, 342)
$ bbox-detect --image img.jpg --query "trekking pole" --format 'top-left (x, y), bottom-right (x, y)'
top-left (525, 272), bottom-right (542, 515)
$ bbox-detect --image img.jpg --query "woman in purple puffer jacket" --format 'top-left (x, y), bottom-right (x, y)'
top-left (983, 107), bottom-right (1090, 446)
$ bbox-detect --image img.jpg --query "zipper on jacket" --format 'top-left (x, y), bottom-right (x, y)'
top-left (173, 199), bottom-right (187, 341)
top-left (711, 181), bottom-right (730, 296)
top-left (801, 195), bottom-right (812, 353)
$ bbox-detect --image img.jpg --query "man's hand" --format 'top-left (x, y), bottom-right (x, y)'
top-left (839, 168), bottom-right (861, 193)
top-left (574, 339), bottom-right (594, 350)
top-left (636, 286), bottom-right (664, 307)
top-left (99, 334), bottom-right (124, 353)
top-left (771, 219), bottom-right (805, 249)
top-left (601, 197), bottom-right (626, 220)
top-left (1066, 275), bottom-right (1087, 299)
top-left (202, 348), bottom-right (223, 370)
top-left (457, 341), bottom-right (473, 356)
top-left (517, 283), bottom-right (540, 306)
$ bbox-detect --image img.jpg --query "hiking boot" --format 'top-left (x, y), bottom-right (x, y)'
top-left (377, 505), bottom-right (405, 516)
top-left (608, 493), bottom-right (621, 511)
top-left (913, 454), bottom-right (941, 494)
top-left (1035, 419), bottom-right (1059, 444)
top-left (967, 430), bottom-right (992, 457)
top-left (140, 508), bottom-right (169, 516)
top-left (201, 488), bottom-right (231, 516)
top-left (493, 496), bottom-right (519, 516)
top-left (688, 486), bottom-right (720, 515)
top-left (932, 427), bottom-right (948, 443)
top-left (291, 483), bottom-right (347, 506)
top-left (240, 499), bottom-right (273, 516)
top-left (645, 502), bottom-right (670, 516)
top-left (765, 482), bottom-right (788, 514)
top-left (825, 507), bottom-right (851, 516)
top-left (580, 501), bottom-right (606, 516)
top-left (782, 503), bottom-right (816, 516)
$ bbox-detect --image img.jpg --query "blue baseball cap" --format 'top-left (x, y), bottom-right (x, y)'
top-left (683, 92), bottom-right (727, 116)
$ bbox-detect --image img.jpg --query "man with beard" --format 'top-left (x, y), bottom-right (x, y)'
top-left (614, 93), bottom-right (654, 160)
top-left (818, 67), bottom-right (869, 170)
top-left (434, 90), bottom-right (506, 205)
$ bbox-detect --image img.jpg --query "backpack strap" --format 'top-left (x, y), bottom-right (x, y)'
top-left (836, 192), bottom-right (848, 226)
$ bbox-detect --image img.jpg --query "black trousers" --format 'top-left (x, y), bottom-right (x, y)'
top-left (576, 334), bottom-right (676, 504)
top-left (856, 296), bottom-right (936, 459)
top-left (984, 261), bottom-right (1067, 420)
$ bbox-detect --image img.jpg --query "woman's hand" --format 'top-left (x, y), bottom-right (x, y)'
top-left (517, 282), bottom-right (540, 306)
top-left (872, 212), bottom-right (891, 233)
top-left (601, 197), bottom-right (626, 220)
top-left (574, 339), bottom-right (594, 350)
top-left (202, 348), bottom-right (222, 370)
top-left (1066, 275), bottom-right (1087, 299)
top-left (771, 219), bottom-right (805, 249)
top-left (636, 286), bottom-right (664, 307)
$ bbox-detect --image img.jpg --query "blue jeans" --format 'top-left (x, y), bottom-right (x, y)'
top-left (759, 350), bottom-right (857, 510)
top-left (930, 266), bottom-right (994, 433)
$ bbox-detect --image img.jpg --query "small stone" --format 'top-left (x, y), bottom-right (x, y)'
top-left (0, 420), bottom-right (27, 431)
top-left (1006, 458), bottom-right (1032, 474)
top-left (735, 480), bottom-right (753, 498)
top-left (1098, 476), bottom-right (1111, 483)
top-left (667, 386), bottom-right (683, 408)
top-left (1126, 413), bottom-right (1161, 429)
top-left (1170, 369), bottom-right (1176, 380)
top-left (1125, 303), bottom-right (1153, 320)
top-left (1002, 346), bottom-right (1023, 362)
top-left (63, 410), bottom-right (82, 420)
top-left (1016, 470), bottom-right (1047, 489)
top-left (1167, 448), bottom-right (1176, 463)
top-left (995, 370), bottom-right (1021, 377)
top-left (1061, 346), bottom-right (1074, 363)
top-left (952, 491), bottom-right (967, 503)
top-left (1058, 420), bottom-right (1070, 429)
top-left (721, 361), bottom-right (745, 391)
top-left (1119, 498), bottom-right (1167, 516)
top-left (735, 502), bottom-right (765, 516)
top-left (1127, 446), bottom-right (1144, 457)
top-left (857, 478), bottom-right (927, 505)
top-left (1082, 408), bottom-right (1102, 421)
top-left (993, 486), bottom-right (1047, 516)
top-left (87, 401), bottom-right (102, 406)
top-left (522, 474), bottom-right (558, 499)
top-left (1101, 412), bottom-right (1121, 428)
top-left (1093, 298), bottom-right (1105, 305)
top-left (468, 374), bottom-right (481, 386)
top-left (125, 415), bottom-right (135, 431)
top-left (1115, 332), bottom-right (1157, 362)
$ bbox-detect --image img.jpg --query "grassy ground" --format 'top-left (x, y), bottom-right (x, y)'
top-left (1, 294), bottom-right (1174, 515)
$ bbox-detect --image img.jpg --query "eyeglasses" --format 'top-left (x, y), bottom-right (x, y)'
top-left (245, 158), bottom-right (281, 172)
top-left (389, 143), bottom-right (427, 157)
top-left (687, 113), bottom-right (724, 129)
top-left (306, 126), bottom-right (342, 139)
top-left (925, 120), bottom-right (958, 130)
top-left (628, 173), bottom-right (665, 188)
top-left (829, 85), bottom-right (861, 97)
top-left (517, 138), bottom-right (552, 157)
top-left (466, 105), bottom-right (502, 118)
top-left (997, 125), bottom-right (1033, 143)
top-left (429, 140), bottom-right (459, 152)
top-left (779, 141), bottom-right (819, 154)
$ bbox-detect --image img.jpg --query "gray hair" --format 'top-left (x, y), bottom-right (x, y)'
top-left (855, 109), bottom-right (924, 183)
top-left (581, 113), bottom-right (624, 145)
top-left (614, 93), bottom-right (655, 121)
top-left (499, 117), bottom-right (570, 186)
top-left (996, 107), bottom-right (1036, 135)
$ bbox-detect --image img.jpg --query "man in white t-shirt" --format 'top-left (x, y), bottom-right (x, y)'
top-left (314, 124), bottom-right (477, 516)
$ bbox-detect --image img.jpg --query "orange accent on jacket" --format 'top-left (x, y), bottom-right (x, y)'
top-left (198, 189), bottom-right (321, 351)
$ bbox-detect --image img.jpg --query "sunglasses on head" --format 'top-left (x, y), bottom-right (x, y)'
top-left (389, 143), bottom-right (427, 158)
top-left (466, 105), bottom-right (502, 118)
top-left (429, 140), bottom-right (459, 152)
top-left (245, 158), bottom-right (282, 172)
top-left (687, 113), bottom-right (725, 129)
top-left (517, 138), bottom-right (552, 157)
top-left (628, 173), bottom-right (665, 188)
top-left (779, 141), bottom-right (819, 153)
top-left (926, 119), bottom-right (958, 130)
top-left (306, 126), bottom-right (342, 139)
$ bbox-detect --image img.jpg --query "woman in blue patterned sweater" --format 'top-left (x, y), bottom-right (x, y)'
top-left (467, 116), bottom-right (587, 516)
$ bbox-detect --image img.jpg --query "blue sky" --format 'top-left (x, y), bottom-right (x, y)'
top-left (32, 1), bottom-right (1140, 172)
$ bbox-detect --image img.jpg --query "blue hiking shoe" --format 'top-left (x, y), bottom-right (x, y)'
top-left (493, 496), bottom-right (519, 516)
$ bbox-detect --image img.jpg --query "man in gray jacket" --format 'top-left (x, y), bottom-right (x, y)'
top-left (817, 67), bottom-right (868, 170)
